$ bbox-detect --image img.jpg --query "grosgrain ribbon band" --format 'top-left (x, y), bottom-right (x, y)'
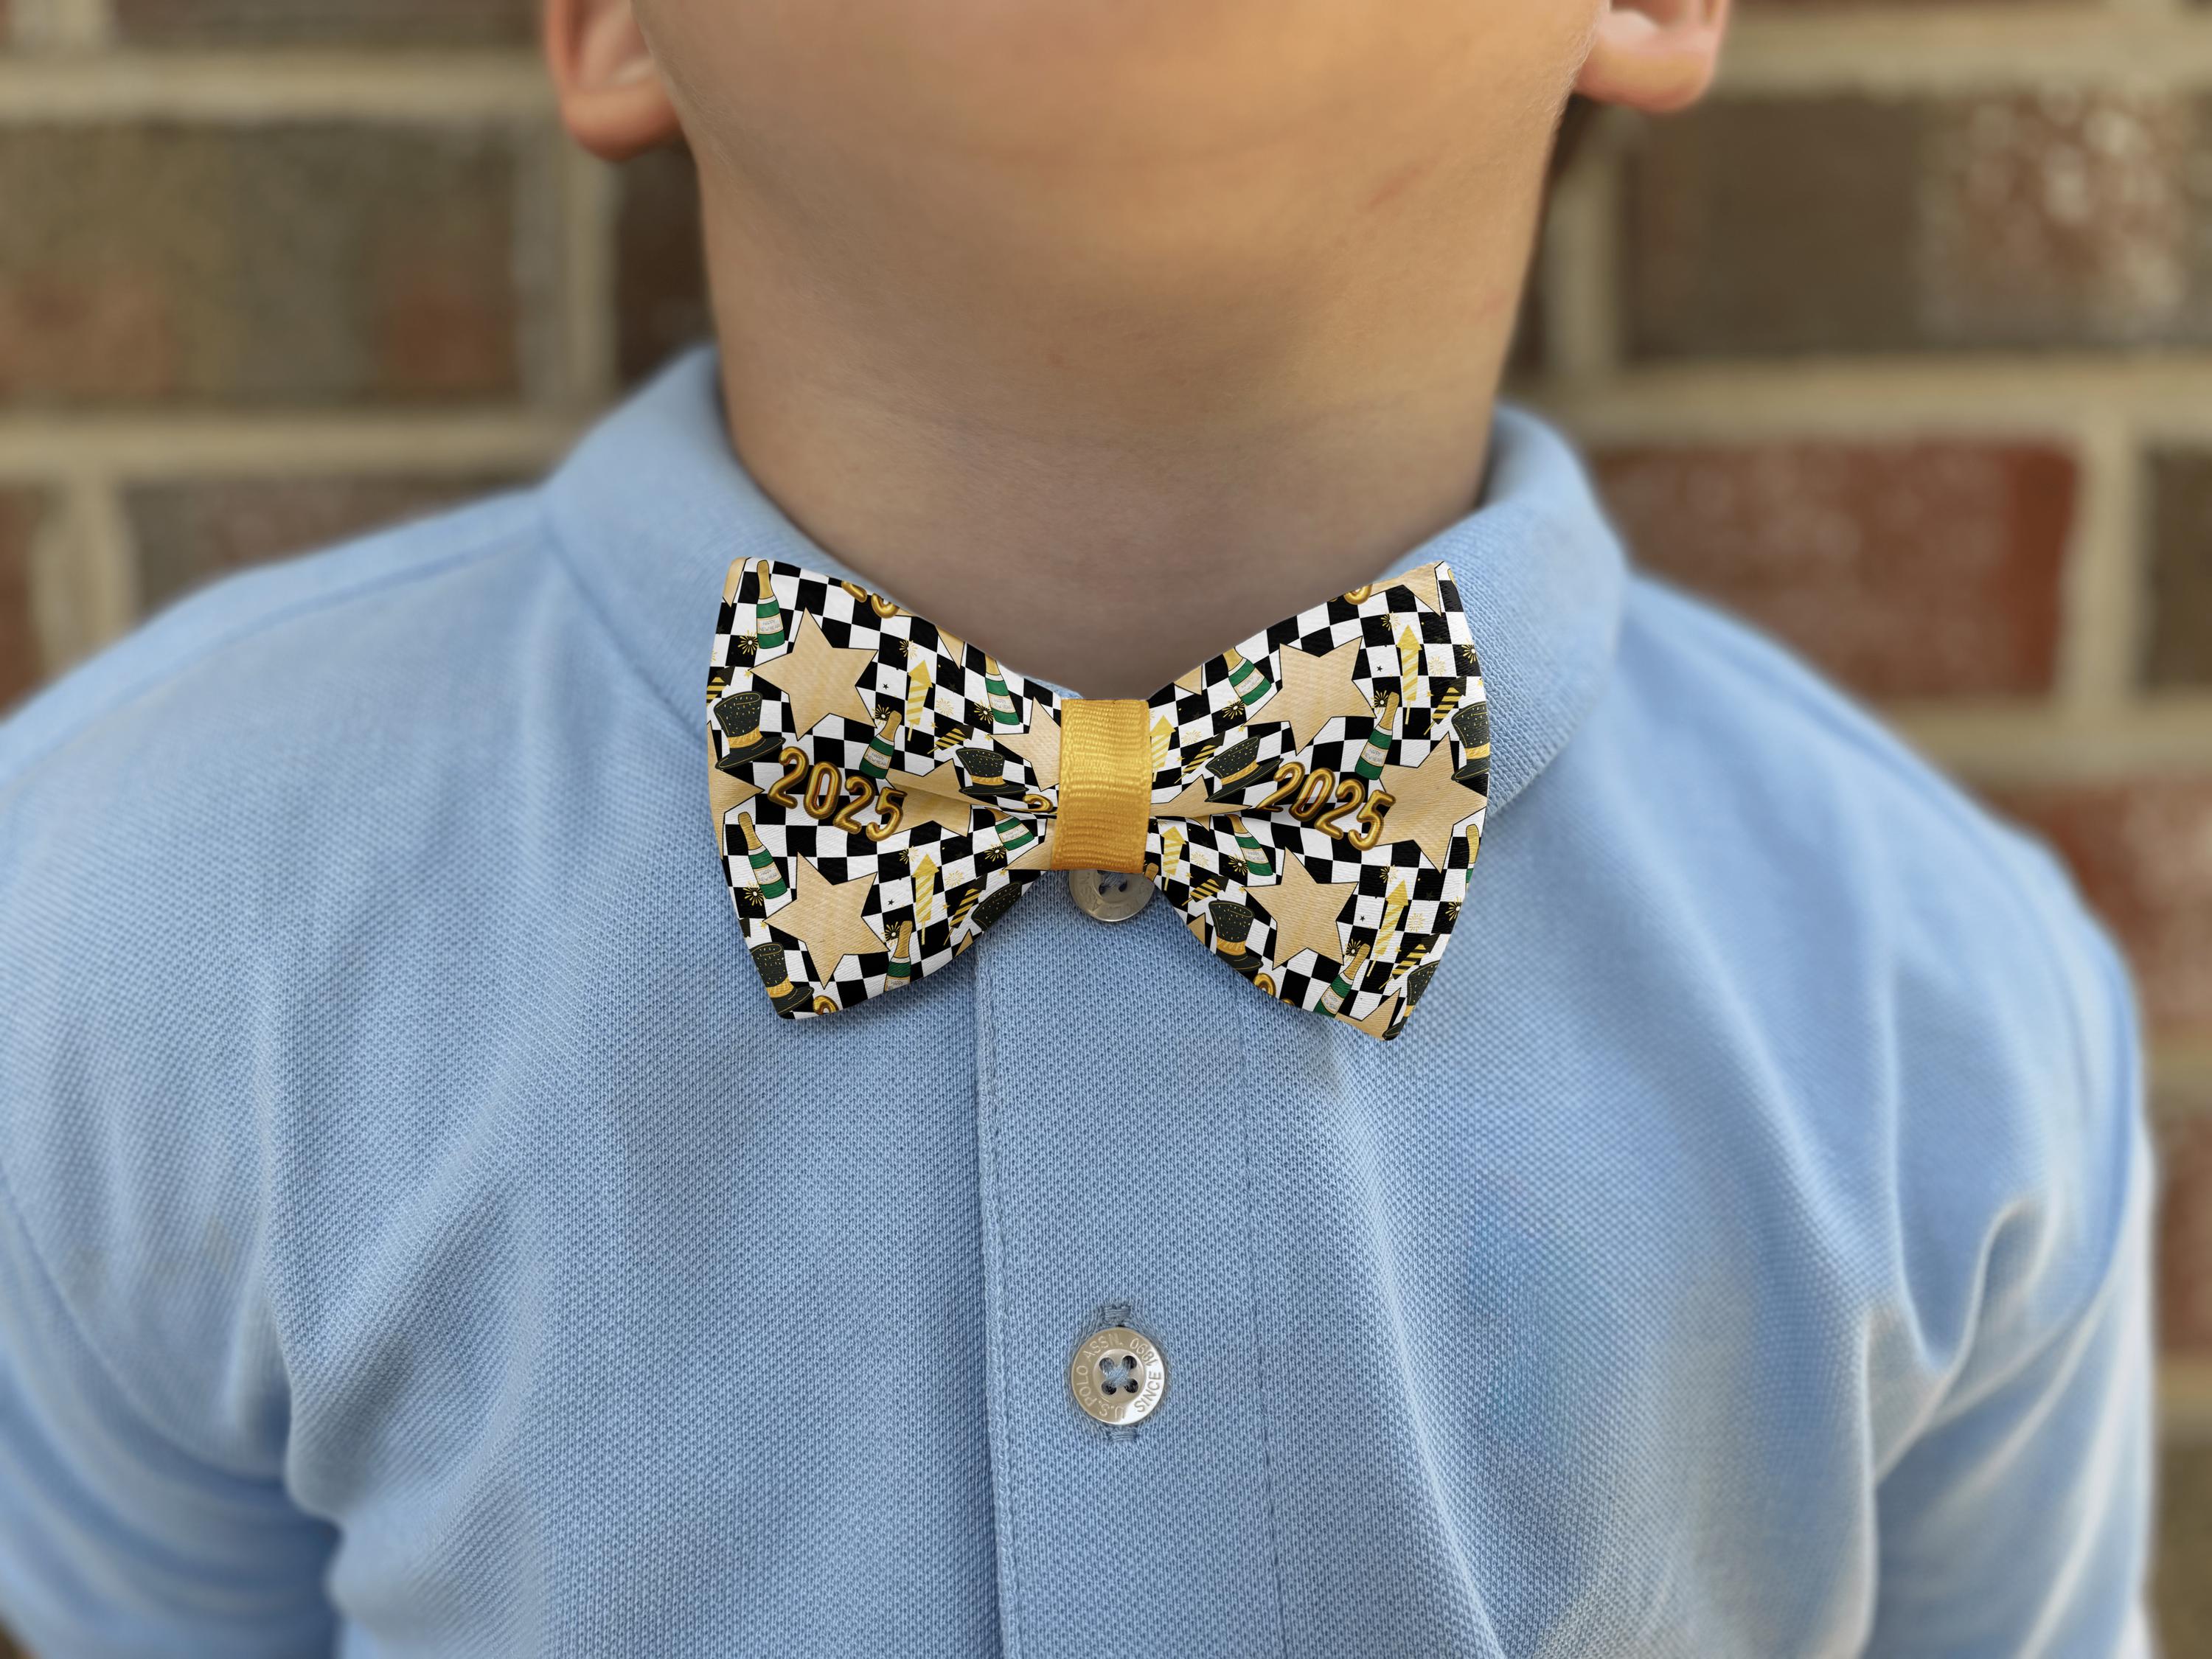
top-left (1049, 698), bottom-right (1152, 873)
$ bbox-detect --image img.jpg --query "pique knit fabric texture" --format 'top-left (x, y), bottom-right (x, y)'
top-left (0, 348), bottom-right (2154, 1658)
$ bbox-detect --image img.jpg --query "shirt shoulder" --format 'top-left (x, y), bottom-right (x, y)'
top-left (0, 487), bottom-right (550, 792)
top-left (1602, 571), bottom-right (2145, 1380)
top-left (0, 485), bottom-right (590, 1463)
top-left (1612, 568), bottom-right (2093, 968)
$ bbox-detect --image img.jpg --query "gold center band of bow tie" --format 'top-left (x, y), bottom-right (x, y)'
top-left (1050, 698), bottom-right (1152, 873)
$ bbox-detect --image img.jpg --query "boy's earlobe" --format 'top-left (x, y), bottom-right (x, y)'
top-left (1574, 0), bottom-right (1731, 116)
top-left (544, 0), bottom-right (682, 161)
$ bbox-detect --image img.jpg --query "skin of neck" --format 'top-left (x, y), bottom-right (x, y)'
top-left (662, 6), bottom-right (1579, 698)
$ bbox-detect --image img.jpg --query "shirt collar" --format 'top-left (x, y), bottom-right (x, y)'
top-left (544, 345), bottom-right (1624, 815)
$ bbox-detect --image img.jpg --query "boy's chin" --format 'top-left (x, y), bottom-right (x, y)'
top-left (652, 0), bottom-right (1583, 177)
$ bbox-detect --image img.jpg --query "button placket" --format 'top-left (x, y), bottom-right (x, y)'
top-left (970, 880), bottom-right (1287, 1656)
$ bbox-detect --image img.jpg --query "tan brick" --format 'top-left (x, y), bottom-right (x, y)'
top-left (0, 487), bottom-right (46, 711)
top-left (126, 473), bottom-right (526, 613)
top-left (615, 147), bottom-right (710, 388)
top-left (0, 125), bottom-right (529, 406)
top-left (2148, 451), bottom-right (2212, 692)
top-left (1987, 778), bottom-right (2212, 1040)
top-left (1626, 94), bottom-right (2212, 355)
top-left (1593, 441), bottom-right (2073, 700)
top-left (2159, 1440), bottom-right (2212, 1657)
top-left (111, 0), bottom-right (534, 45)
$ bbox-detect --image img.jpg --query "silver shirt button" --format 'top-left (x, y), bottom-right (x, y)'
top-left (1067, 869), bottom-right (1152, 923)
top-left (1069, 1325), bottom-right (1168, 1426)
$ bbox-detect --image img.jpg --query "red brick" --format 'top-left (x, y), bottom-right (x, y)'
top-left (126, 473), bottom-right (524, 613)
top-left (2158, 1101), bottom-right (2212, 1359)
top-left (1626, 93), bottom-right (2212, 355)
top-left (111, 0), bottom-right (533, 45)
top-left (1986, 778), bottom-right (2212, 1040)
top-left (1626, 98), bottom-right (1921, 356)
top-left (0, 488), bottom-right (46, 710)
top-left (616, 147), bottom-right (711, 388)
top-left (0, 125), bottom-right (527, 406)
top-left (1591, 441), bottom-right (2073, 700)
top-left (2148, 450), bottom-right (2212, 690)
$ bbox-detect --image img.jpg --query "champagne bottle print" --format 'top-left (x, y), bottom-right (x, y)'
top-left (1226, 815), bottom-right (1274, 881)
top-left (886, 919), bottom-right (915, 984)
top-left (1353, 692), bottom-right (1400, 782)
top-left (984, 658), bottom-right (1020, 729)
top-left (859, 706), bottom-right (902, 781)
top-left (751, 559), bottom-right (787, 653)
top-left (987, 813), bottom-right (1038, 863)
top-left (1317, 939), bottom-right (1372, 1018)
top-left (738, 812), bottom-right (787, 902)
top-left (1222, 645), bottom-right (1273, 709)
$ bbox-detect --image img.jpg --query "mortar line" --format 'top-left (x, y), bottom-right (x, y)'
top-left (1525, 357), bottom-right (2212, 439)
top-left (1537, 114), bottom-right (1625, 387)
top-left (0, 52), bottom-right (552, 120)
top-left (0, 414), bottom-right (582, 480)
top-left (558, 147), bottom-right (622, 411)
top-left (2056, 406), bottom-right (2146, 723)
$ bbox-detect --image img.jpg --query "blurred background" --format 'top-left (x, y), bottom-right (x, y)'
top-left (0, 0), bottom-right (2207, 1649)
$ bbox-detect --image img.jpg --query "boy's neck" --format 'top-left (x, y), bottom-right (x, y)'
top-left (701, 175), bottom-right (1531, 700)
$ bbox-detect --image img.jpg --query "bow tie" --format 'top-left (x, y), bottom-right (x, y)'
top-left (706, 557), bottom-right (1490, 1040)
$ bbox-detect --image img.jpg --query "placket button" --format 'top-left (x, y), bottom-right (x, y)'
top-left (1066, 869), bottom-right (1152, 922)
top-left (1069, 1325), bottom-right (1169, 1426)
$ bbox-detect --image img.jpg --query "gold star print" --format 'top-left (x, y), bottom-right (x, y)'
top-left (900, 786), bottom-right (984, 841)
top-left (1377, 742), bottom-right (1481, 869)
top-left (1271, 636), bottom-right (1375, 753)
top-left (1354, 995), bottom-right (1403, 1040)
top-left (1257, 852), bottom-right (1360, 966)
top-left (995, 713), bottom-right (1060, 788)
top-left (771, 852), bottom-right (888, 981)
top-left (756, 616), bottom-right (880, 738)
top-left (1395, 566), bottom-right (1444, 616)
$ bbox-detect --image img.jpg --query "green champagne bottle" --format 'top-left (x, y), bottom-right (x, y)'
top-left (738, 812), bottom-right (787, 901)
top-left (1226, 815), bottom-right (1274, 881)
top-left (1221, 645), bottom-right (1273, 708)
top-left (886, 919), bottom-right (915, 984)
top-left (1353, 692), bottom-right (1401, 782)
top-left (752, 559), bottom-right (787, 652)
top-left (859, 706), bottom-right (902, 781)
top-left (984, 659), bottom-right (1020, 729)
top-left (1317, 939), bottom-right (1371, 1018)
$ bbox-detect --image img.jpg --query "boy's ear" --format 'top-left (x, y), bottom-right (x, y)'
top-left (544, 0), bottom-right (681, 161)
top-left (1574, 0), bottom-right (1731, 116)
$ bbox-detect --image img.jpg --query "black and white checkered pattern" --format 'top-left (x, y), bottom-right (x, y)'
top-left (709, 557), bottom-right (1489, 1037)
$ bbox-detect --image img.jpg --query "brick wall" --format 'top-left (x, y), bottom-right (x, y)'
top-left (0, 0), bottom-right (2206, 1647)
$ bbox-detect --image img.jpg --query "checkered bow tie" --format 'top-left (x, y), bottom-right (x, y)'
top-left (707, 557), bottom-right (1491, 1040)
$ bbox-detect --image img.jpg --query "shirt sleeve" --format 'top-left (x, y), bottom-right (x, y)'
top-left (1864, 880), bottom-right (2157, 1658)
top-left (0, 1168), bottom-right (338, 1658)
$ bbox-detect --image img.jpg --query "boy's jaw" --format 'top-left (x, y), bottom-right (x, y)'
top-left (552, 0), bottom-right (1726, 698)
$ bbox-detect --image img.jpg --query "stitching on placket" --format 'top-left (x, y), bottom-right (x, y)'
top-left (1231, 991), bottom-right (1295, 1659)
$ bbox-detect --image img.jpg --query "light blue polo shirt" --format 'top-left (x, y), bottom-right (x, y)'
top-left (0, 349), bottom-right (2154, 1657)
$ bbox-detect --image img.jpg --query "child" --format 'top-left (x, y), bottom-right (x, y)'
top-left (0, 1), bottom-right (2153, 1653)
